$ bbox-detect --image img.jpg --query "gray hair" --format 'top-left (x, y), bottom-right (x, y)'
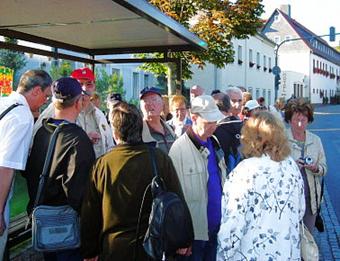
top-left (225, 86), bottom-right (242, 97)
top-left (17, 70), bottom-right (52, 94)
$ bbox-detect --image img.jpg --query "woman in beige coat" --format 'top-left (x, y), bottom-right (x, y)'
top-left (285, 98), bottom-right (327, 232)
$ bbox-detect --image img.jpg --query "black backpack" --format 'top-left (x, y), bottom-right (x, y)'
top-left (135, 147), bottom-right (194, 260)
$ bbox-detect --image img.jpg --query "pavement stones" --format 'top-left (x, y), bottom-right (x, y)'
top-left (314, 185), bottom-right (340, 261)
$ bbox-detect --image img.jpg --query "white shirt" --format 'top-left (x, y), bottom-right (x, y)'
top-left (0, 92), bottom-right (33, 170)
top-left (0, 92), bottom-right (33, 228)
top-left (217, 155), bottom-right (305, 261)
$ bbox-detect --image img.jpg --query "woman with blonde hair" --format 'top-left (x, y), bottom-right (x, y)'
top-left (217, 111), bottom-right (305, 260)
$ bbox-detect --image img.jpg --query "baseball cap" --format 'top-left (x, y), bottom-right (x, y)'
top-left (191, 95), bottom-right (224, 122)
top-left (52, 77), bottom-right (82, 101)
top-left (71, 67), bottom-right (95, 81)
top-left (139, 87), bottom-right (162, 99)
top-left (245, 100), bottom-right (260, 111)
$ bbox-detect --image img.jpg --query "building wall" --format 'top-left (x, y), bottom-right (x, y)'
top-left (186, 34), bottom-right (276, 106)
top-left (262, 8), bottom-right (340, 104)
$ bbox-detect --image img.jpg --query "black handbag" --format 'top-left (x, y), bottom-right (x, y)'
top-left (314, 176), bottom-right (324, 232)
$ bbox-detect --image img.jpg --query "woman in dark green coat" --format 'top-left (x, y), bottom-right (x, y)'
top-left (81, 102), bottom-right (185, 261)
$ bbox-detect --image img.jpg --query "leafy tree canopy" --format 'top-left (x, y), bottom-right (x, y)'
top-left (141, 0), bottom-right (264, 79)
top-left (0, 37), bottom-right (27, 88)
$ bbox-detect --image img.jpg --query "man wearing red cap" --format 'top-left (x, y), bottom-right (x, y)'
top-left (34, 68), bottom-right (113, 158)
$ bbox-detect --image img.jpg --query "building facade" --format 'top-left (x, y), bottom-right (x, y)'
top-left (186, 33), bottom-right (276, 105)
top-left (262, 6), bottom-right (340, 103)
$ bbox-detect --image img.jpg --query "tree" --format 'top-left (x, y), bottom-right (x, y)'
top-left (140, 0), bottom-right (264, 93)
top-left (0, 37), bottom-right (27, 89)
top-left (49, 60), bottom-right (73, 80)
top-left (95, 68), bottom-right (125, 105)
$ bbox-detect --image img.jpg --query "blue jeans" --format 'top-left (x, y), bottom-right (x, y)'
top-left (176, 236), bottom-right (217, 261)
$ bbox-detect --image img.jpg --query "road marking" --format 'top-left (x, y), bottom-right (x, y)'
top-left (314, 112), bottom-right (340, 115)
top-left (309, 128), bottom-right (340, 132)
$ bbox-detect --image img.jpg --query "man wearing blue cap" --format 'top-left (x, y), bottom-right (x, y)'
top-left (139, 87), bottom-right (176, 153)
top-left (23, 77), bottom-right (96, 260)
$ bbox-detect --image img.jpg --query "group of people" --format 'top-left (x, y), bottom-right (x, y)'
top-left (0, 68), bottom-right (327, 261)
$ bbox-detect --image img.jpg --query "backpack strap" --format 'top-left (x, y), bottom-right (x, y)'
top-left (134, 146), bottom-right (157, 261)
top-left (32, 123), bottom-right (68, 208)
top-left (0, 103), bottom-right (22, 120)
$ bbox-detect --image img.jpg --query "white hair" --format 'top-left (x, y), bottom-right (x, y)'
top-left (225, 86), bottom-right (242, 97)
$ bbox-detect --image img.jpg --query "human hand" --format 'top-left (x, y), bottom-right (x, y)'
top-left (87, 131), bottom-right (101, 144)
top-left (304, 163), bottom-right (319, 173)
top-left (0, 212), bottom-right (6, 236)
top-left (84, 256), bottom-right (98, 261)
top-left (176, 246), bottom-right (192, 256)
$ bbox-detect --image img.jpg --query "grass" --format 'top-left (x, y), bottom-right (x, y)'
top-left (10, 173), bottom-right (29, 218)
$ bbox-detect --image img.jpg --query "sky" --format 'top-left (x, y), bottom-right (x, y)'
top-left (261, 0), bottom-right (340, 46)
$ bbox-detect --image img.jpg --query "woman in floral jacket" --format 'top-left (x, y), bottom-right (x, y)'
top-left (217, 111), bottom-right (305, 260)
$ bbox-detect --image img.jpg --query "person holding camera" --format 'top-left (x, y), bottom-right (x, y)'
top-left (285, 98), bottom-right (327, 232)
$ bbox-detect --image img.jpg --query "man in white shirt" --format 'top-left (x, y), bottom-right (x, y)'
top-left (0, 70), bottom-right (52, 260)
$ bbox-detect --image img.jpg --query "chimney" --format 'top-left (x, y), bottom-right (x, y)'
top-left (280, 5), bottom-right (291, 17)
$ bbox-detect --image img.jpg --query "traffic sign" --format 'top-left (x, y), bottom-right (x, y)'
top-left (272, 66), bottom-right (281, 75)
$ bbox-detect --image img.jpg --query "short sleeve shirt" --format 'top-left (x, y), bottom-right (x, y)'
top-left (0, 92), bottom-right (34, 170)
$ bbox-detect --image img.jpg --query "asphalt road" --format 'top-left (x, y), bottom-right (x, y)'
top-left (308, 104), bottom-right (340, 222)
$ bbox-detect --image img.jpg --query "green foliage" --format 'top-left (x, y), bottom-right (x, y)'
top-left (95, 68), bottom-right (125, 109)
top-left (0, 37), bottom-right (27, 88)
top-left (95, 68), bottom-right (125, 97)
top-left (49, 61), bottom-right (73, 80)
top-left (144, 0), bottom-right (264, 79)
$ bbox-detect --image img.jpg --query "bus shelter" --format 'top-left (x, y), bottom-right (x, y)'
top-left (0, 0), bottom-right (207, 256)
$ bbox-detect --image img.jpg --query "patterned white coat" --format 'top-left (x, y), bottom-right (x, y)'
top-left (217, 155), bottom-right (305, 261)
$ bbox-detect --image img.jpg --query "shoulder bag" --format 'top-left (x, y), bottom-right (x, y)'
top-left (300, 222), bottom-right (319, 261)
top-left (31, 123), bottom-right (80, 252)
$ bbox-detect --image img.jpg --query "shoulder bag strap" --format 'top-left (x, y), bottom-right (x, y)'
top-left (134, 146), bottom-right (158, 261)
top-left (32, 123), bottom-right (66, 209)
top-left (0, 103), bottom-right (22, 120)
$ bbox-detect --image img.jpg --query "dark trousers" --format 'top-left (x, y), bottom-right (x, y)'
top-left (176, 236), bottom-right (217, 261)
top-left (43, 248), bottom-right (82, 261)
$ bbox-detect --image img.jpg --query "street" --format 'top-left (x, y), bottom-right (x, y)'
top-left (308, 104), bottom-right (340, 260)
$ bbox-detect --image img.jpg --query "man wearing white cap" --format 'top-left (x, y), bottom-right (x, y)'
top-left (169, 95), bottom-right (226, 260)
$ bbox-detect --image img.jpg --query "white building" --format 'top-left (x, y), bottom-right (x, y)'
top-left (186, 33), bottom-right (276, 105)
top-left (262, 5), bottom-right (340, 103)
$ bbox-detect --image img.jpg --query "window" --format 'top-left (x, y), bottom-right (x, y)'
top-left (249, 49), bottom-right (254, 67)
top-left (256, 52), bottom-right (260, 69)
top-left (268, 90), bottom-right (271, 105)
top-left (238, 45), bottom-right (243, 64)
top-left (262, 89), bottom-right (266, 101)
top-left (255, 89), bottom-right (260, 99)
top-left (313, 59), bottom-right (315, 68)
top-left (112, 68), bottom-right (120, 76)
top-left (285, 35), bottom-right (292, 43)
top-left (268, 57), bottom-right (272, 72)
top-left (248, 87), bottom-right (253, 97)
top-left (313, 88), bottom-right (315, 94)
top-left (132, 72), bottom-right (139, 100)
top-left (274, 36), bottom-right (281, 44)
top-left (263, 55), bottom-right (267, 71)
top-left (274, 14), bottom-right (280, 22)
top-left (144, 74), bottom-right (149, 88)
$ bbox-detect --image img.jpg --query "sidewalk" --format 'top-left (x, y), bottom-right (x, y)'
top-left (314, 185), bottom-right (340, 261)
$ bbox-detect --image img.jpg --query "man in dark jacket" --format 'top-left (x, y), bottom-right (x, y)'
top-left (23, 77), bottom-right (96, 261)
top-left (213, 93), bottom-right (243, 174)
